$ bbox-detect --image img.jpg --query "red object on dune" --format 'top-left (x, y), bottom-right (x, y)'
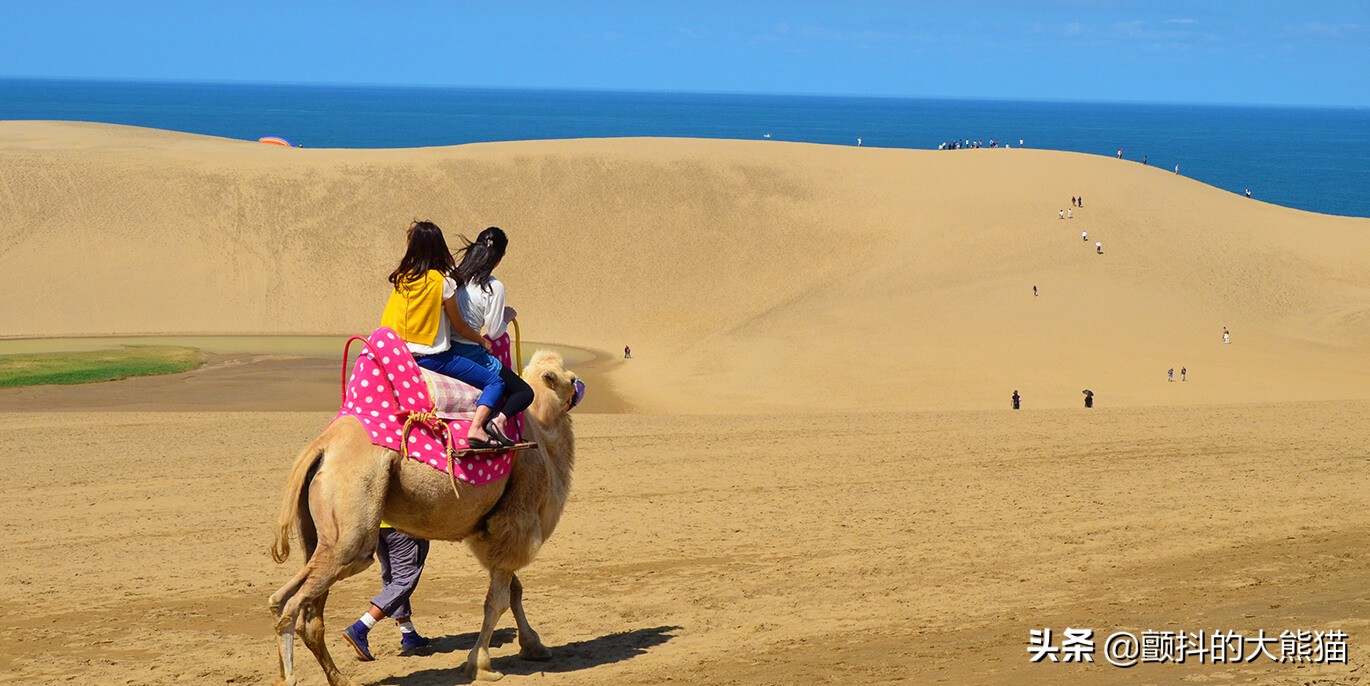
top-left (258, 136), bottom-right (293, 147)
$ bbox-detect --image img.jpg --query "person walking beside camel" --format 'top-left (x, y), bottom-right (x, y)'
top-left (342, 525), bottom-right (432, 660)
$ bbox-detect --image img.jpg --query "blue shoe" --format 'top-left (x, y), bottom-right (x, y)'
top-left (399, 630), bottom-right (432, 655)
top-left (342, 623), bottom-right (375, 662)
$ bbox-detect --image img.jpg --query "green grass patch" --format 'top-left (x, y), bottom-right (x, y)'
top-left (0, 346), bottom-right (208, 388)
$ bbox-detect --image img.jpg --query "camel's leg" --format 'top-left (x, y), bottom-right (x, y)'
top-left (300, 591), bottom-right (359, 686)
top-left (274, 616), bottom-right (297, 686)
top-left (276, 544), bottom-right (374, 675)
top-left (274, 463), bottom-right (384, 684)
top-left (509, 573), bottom-right (550, 660)
top-left (270, 564), bottom-right (312, 617)
top-left (465, 569), bottom-right (514, 681)
top-left (272, 568), bottom-right (318, 686)
top-left (274, 548), bottom-right (374, 686)
top-left (270, 563), bottom-right (313, 686)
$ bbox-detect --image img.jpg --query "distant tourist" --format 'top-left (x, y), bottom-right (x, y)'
top-left (1168, 368), bottom-right (1174, 382)
top-left (1078, 196), bottom-right (1083, 207)
top-left (1084, 391), bottom-right (1094, 408)
top-left (1072, 196), bottom-right (1077, 207)
top-left (624, 345), bottom-right (632, 359)
top-left (857, 137), bottom-right (862, 147)
top-left (1181, 366), bottom-right (1187, 381)
top-left (1096, 241), bottom-right (1103, 254)
top-left (1059, 209), bottom-right (1065, 220)
top-left (1082, 230), bottom-right (1088, 242)
top-left (1012, 390), bottom-right (1021, 410)
top-left (1033, 285), bottom-right (1038, 297)
top-left (1223, 327), bottom-right (1230, 344)
top-left (1142, 155), bottom-right (1148, 166)
top-left (1067, 209), bottom-right (1073, 219)
top-left (1117, 149), bottom-right (1123, 159)
top-left (1245, 188), bottom-right (1252, 198)
top-left (1175, 164), bottom-right (1180, 175)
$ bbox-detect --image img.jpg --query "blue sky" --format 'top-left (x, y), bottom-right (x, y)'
top-left (2, 1), bottom-right (1367, 107)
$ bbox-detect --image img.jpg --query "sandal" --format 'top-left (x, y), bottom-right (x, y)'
top-left (465, 435), bottom-right (503, 451)
top-left (484, 420), bottom-right (517, 448)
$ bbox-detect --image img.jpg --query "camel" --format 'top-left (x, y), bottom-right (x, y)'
top-left (268, 350), bottom-right (581, 685)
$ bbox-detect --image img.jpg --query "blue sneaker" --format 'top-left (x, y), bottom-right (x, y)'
top-left (399, 630), bottom-right (432, 655)
top-left (342, 622), bottom-right (375, 662)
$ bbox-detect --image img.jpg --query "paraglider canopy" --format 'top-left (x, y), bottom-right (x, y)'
top-left (258, 136), bottom-right (293, 147)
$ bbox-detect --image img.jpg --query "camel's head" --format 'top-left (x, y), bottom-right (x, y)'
top-left (523, 350), bottom-right (584, 415)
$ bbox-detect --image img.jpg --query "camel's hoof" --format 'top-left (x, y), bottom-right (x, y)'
top-left (519, 643), bottom-right (552, 661)
top-left (464, 663), bottom-right (505, 682)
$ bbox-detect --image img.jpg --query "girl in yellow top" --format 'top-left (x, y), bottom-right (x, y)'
top-left (380, 221), bottom-right (504, 449)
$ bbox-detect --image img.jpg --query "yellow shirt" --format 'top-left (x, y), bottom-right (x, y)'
top-left (380, 270), bottom-right (447, 347)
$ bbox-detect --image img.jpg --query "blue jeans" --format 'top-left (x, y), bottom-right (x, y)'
top-left (414, 347), bottom-right (503, 410)
top-left (450, 342), bottom-right (502, 374)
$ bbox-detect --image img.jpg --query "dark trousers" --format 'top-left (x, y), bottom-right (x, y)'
top-left (371, 528), bottom-right (429, 619)
top-left (494, 365), bottom-right (534, 420)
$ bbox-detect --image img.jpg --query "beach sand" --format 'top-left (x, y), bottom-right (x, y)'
top-left (0, 122), bottom-right (1367, 684)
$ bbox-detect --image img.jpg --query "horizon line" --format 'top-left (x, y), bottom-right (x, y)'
top-left (2, 75), bottom-right (1367, 113)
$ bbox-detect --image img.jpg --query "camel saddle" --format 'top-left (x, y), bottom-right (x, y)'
top-left (333, 327), bottom-right (526, 486)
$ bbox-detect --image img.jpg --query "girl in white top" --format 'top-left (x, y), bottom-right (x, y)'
top-left (454, 275), bottom-right (510, 353)
top-left (449, 227), bottom-right (535, 446)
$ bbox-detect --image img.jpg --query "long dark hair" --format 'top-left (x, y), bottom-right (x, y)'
top-left (388, 221), bottom-right (455, 288)
top-left (452, 226), bottom-right (508, 294)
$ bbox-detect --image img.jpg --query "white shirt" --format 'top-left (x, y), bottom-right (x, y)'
top-left (454, 276), bottom-right (509, 346)
top-left (405, 276), bottom-right (458, 356)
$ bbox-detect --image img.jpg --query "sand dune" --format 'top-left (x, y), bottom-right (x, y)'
top-left (2, 121), bottom-right (1369, 411)
top-left (3, 123), bottom-right (1369, 685)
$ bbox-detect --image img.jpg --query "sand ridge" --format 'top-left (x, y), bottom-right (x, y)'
top-left (4, 121), bottom-right (1369, 411)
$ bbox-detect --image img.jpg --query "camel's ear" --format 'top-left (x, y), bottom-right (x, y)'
top-left (542, 370), bottom-right (558, 387)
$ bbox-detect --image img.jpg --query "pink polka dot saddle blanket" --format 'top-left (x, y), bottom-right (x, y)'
top-left (332, 327), bottom-right (523, 487)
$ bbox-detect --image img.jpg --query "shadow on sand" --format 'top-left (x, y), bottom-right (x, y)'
top-left (378, 625), bottom-right (680, 685)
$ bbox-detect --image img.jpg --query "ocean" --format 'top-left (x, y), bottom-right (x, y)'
top-left (3, 78), bottom-right (1368, 218)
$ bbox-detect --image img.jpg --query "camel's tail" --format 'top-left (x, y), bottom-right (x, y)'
top-left (270, 440), bottom-right (325, 564)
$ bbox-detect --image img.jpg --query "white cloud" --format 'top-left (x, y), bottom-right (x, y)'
top-left (1294, 22), bottom-right (1363, 37)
